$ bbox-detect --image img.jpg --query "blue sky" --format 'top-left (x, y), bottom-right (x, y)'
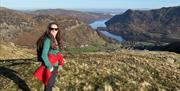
top-left (0, 0), bottom-right (180, 10)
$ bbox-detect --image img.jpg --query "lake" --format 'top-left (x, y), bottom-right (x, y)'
top-left (89, 19), bottom-right (108, 29)
top-left (89, 19), bottom-right (123, 42)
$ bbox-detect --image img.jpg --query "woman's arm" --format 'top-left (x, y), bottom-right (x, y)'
top-left (41, 38), bottom-right (53, 70)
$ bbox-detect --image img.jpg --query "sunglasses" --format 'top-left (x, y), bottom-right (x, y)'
top-left (49, 28), bottom-right (59, 31)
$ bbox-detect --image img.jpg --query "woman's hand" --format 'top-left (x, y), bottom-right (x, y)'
top-left (50, 67), bottom-right (54, 72)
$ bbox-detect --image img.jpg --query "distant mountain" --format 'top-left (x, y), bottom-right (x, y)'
top-left (0, 7), bottom-right (100, 48)
top-left (106, 6), bottom-right (180, 42)
top-left (74, 8), bottom-right (127, 15)
top-left (30, 9), bottom-right (112, 24)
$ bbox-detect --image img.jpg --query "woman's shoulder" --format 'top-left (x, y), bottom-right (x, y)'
top-left (43, 37), bottom-right (51, 44)
top-left (44, 37), bottom-right (51, 41)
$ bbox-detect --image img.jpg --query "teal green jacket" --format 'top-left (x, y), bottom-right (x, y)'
top-left (41, 37), bottom-right (60, 70)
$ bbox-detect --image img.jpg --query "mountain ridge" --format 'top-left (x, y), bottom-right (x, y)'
top-left (106, 6), bottom-right (180, 42)
top-left (29, 8), bottom-right (112, 24)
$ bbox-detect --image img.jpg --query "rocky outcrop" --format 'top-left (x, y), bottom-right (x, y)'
top-left (0, 7), bottom-right (100, 48)
top-left (106, 6), bottom-right (180, 42)
top-left (0, 7), bottom-right (35, 41)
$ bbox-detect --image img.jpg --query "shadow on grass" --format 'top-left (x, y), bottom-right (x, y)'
top-left (0, 67), bottom-right (31, 91)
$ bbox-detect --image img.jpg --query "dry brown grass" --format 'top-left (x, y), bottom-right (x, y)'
top-left (0, 49), bottom-right (180, 91)
top-left (0, 41), bottom-right (35, 60)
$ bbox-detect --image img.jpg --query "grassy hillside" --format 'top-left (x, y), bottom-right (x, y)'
top-left (0, 41), bottom-right (35, 60)
top-left (0, 49), bottom-right (180, 91)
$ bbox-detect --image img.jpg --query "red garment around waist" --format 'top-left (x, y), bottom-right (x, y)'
top-left (33, 52), bottom-right (64, 85)
top-left (48, 53), bottom-right (58, 65)
top-left (48, 52), bottom-right (64, 65)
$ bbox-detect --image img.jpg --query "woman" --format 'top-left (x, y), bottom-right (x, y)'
top-left (34, 22), bottom-right (64, 91)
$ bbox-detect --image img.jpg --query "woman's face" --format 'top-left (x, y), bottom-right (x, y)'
top-left (50, 24), bottom-right (58, 38)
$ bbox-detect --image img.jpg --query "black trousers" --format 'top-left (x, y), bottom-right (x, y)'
top-left (44, 66), bottom-right (58, 91)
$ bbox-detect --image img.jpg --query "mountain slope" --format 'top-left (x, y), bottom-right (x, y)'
top-left (0, 7), bottom-right (99, 48)
top-left (106, 6), bottom-right (180, 42)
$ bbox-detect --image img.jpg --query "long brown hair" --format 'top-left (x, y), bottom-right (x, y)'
top-left (36, 22), bottom-right (63, 51)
